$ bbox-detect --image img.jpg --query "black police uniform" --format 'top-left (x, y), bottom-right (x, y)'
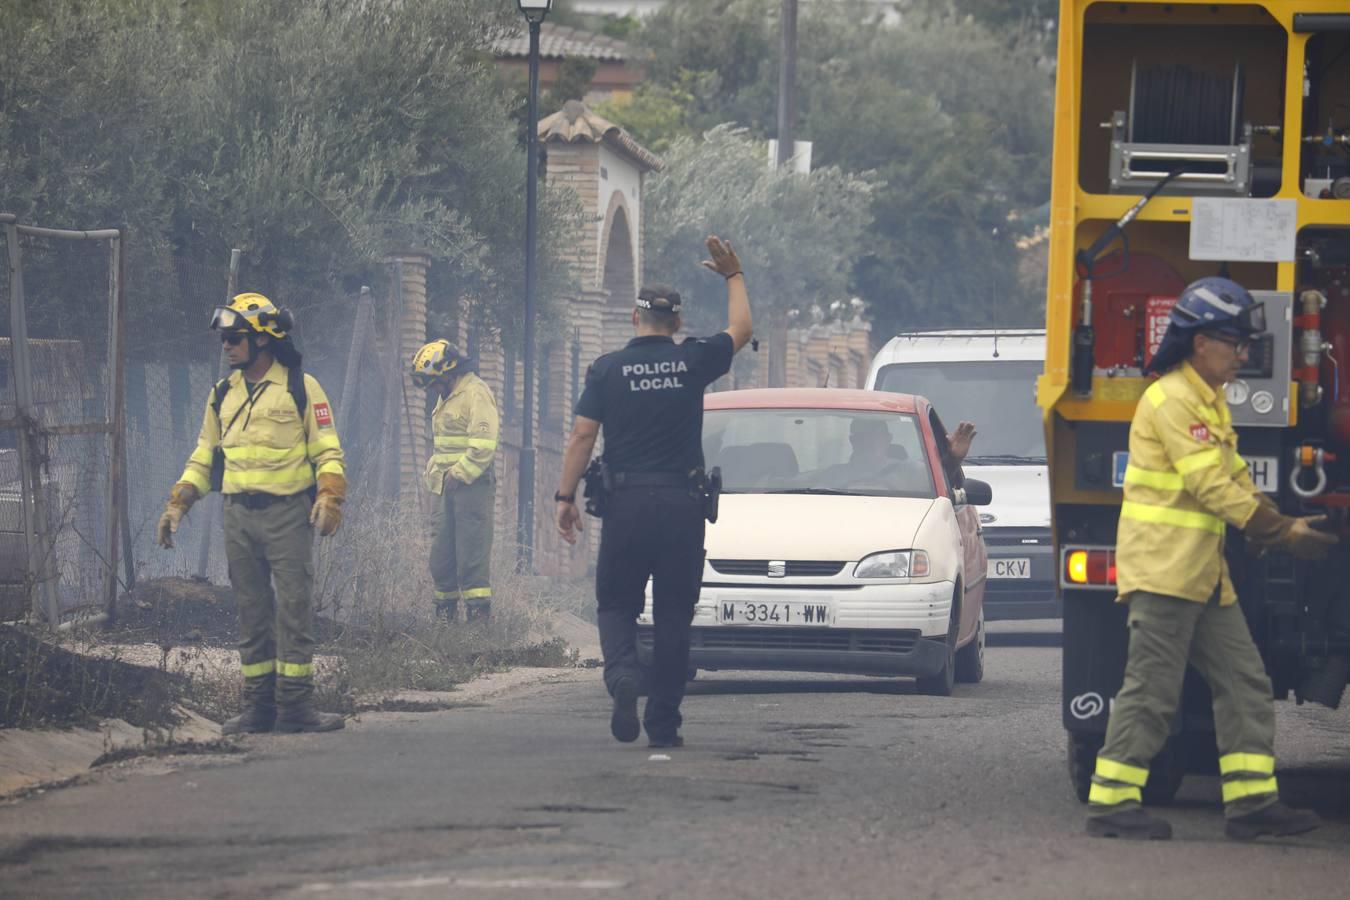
top-left (575, 331), bottom-right (734, 741)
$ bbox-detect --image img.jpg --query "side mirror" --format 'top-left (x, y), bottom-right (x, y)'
top-left (962, 478), bottom-right (993, 507)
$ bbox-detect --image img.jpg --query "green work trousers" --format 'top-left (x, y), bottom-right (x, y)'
top-left (223, 493), bottom-right (316, 706)
top-left (429, 472), bottom-right (495, 609)
top-left (1090, 590), bottom-right (1279, 818)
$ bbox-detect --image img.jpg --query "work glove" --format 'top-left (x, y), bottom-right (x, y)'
top-left (156, 482), bottom-right (200, 549)
top-left (701, 235), bottom-right (743, 279)
top-left (1244, 495), bottom-right (1286, 550)
top-left (1286, 516), bottom-right (1338, 560)
top-left (1247, 503), bottom-right (1337, 560)
top-left (309, 472), bottom-right (346, 537)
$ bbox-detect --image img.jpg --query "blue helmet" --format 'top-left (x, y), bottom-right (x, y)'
top-left (1145, 277), bottom-right (1266, 374)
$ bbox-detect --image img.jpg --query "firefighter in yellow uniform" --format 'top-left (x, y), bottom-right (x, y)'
top-left (1087, 278), bottom-right (1335, 841)
top-left (156, 293), bottom-right (347, 735)
top-left (412, 341), bottom-right (499, 623)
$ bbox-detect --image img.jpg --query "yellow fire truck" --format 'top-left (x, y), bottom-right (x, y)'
top-left (1038, 0), bottom-right (1350, 802)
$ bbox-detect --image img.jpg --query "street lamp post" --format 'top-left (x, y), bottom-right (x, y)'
top-left (516, 0), bottom-right (552, 572)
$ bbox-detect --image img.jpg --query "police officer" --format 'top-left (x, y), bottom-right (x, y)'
top-left (1086, 277), bottom-right (1335, 840)
top-left (411, 340), bottom-right (500, 623)
top-left (555, 235), bottom-right (752, 748)
top-left (157, 293), bottom-right (347, 735)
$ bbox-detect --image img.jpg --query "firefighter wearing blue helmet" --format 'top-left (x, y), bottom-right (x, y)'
top-left (1087, 277), bottom-right (1336, 841)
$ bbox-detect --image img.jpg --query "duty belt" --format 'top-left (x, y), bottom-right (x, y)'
top-left (611, 472), bottom-right (689, 489)
top-left (226, 491), bottom-right (296, 510)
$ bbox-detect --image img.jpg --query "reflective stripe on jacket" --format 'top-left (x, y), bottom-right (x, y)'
top-left (179, 361), bottom-right (345, 497)
top-left (423, 372), bottom-right (499, 495)
top-left (1115, 362), bottom-right (1261, 605)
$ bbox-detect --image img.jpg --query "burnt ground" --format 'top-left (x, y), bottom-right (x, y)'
top-left (108, 577), bottom-right (239, 645)
top-left (3, 578), bottom-right (579, 731)
top-left (109, 577), bottom-right (343, 645)
top-left (0, 625), bottom-right (185, 729)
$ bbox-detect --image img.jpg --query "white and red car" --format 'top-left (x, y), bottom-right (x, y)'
top-left (638, 388), bottom-right (991, 695)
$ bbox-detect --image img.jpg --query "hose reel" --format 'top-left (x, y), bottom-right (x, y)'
top-left (1109, 61), bottom-right (1253, 196)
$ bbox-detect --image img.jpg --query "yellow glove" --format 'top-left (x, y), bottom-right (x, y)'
top-left (156, 482), bottom-right (199, 549)
top-left (310, 472), bottom-right (346, 537)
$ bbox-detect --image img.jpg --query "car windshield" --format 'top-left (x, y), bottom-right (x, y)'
top-left (703, 408), bottom-right (935, 498)
top-left (874, 360), bottom-right (1047, 462)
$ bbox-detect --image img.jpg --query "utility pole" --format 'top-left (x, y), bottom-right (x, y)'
top-left (516, 0), bottom-right (554, 572)
top-left (771, 0), bottom-right (799, 388)
top-left (776, 0), bottom-right (798, 168)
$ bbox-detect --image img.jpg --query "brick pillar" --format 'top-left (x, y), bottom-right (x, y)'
top-left (848, 319), bottom-right (873, 387)
top-left (767, 315), bottom-right (789, 387)
top-left (785, 330), bottom-right (803, 388)
top-left (388, 252), bottom-right (431, 511)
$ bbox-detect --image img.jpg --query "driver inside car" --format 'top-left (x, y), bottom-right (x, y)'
top-left (821, 417), bottom-right (977, 490)
top-left (818, 418), bottom-right (916, 489)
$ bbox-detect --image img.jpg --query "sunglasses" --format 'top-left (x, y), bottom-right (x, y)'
top-left (220, 333), bottom-right (248, 346)
top-left (1204, 333), bottom-right (1251, 353)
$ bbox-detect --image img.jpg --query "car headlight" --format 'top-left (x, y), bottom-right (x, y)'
top-left (853, 550), bottom-right (930, 579)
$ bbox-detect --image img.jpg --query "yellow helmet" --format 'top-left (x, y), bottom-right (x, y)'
top-left (411, 339), bottom-right (464, 388)
top-left (210, 292), bottom-right (293, 339)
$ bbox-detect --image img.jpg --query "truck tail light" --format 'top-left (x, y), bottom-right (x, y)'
top-left (1063, 546), bottom-right (1117, 589)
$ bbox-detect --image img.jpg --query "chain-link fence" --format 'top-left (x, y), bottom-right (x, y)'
top-left (124, 255), bottom-right (402, 592)
top-left (1, 215), bottom-right (125, 625)
top-left (2, 215), bottom-right (603, 629)
top-left (0, 214), bottom-right (421, 626)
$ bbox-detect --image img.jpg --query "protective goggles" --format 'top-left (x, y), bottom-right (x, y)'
top-left (1240, 302), bottom-right (1267, 335)
top-left (1175, 295), bottom-right (1267, 336)
top-left (210, 307), bottom-right (253, 333)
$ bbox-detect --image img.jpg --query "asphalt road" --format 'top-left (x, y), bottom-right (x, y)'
top-left (2, 634), bottom-right (1349, 899)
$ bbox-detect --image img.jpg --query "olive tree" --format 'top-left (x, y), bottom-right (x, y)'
top-left (644, 126), bottom-right (875, 383)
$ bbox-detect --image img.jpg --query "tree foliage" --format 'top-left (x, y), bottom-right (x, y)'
top-left (644, 126), bottom-right (875, 338)
top-left (0, 0), bottom-right (578, 349)
top-left (604, 0), bottom-right (1054, 338)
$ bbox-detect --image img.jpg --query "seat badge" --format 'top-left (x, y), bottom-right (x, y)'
top-left (767, 561), bottom-right (787, 578)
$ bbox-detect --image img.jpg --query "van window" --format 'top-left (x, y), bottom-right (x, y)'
top-left (875, 361), bottom-right (1046, 463)
top-left (703, 408), bottom-right (934, 498)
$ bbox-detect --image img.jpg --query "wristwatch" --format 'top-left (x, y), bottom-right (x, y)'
top-left (554, 491), bottom-right (575, 503)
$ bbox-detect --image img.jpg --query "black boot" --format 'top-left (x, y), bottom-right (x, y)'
top-left (648, 733), bottom-right (683, 749)
top-left (610, 675), bottom-right (640, 743)
top-left (435, 599), bottom-right (459, 623)
top-left (1225, 802), bottom-right (1320, 840)
top-left (275, 700), bottom-right (345, 733)
top-left (466, 599), bottom-right (490, 624)
top-left (1085, 809), bottom-right (1173, 840)
top-left (221, 700), bottom-right (275, 735)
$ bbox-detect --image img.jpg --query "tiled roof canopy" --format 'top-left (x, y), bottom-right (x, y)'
top-left (538, 101), bottom-right (664, 172)
top-left (496, 23), bottom-right (631, 61)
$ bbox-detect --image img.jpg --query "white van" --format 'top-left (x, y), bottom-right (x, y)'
top-left (866, 330), bottom-right (1057, 620)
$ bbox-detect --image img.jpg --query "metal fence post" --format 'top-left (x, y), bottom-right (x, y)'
top-left (338, 286), bottom-right (372, 438)
top-left (381, 273), bottom-right (402, 500)
top-left (103, 230), bottom-right (129, 625)
top-left (4, 220), bottom-right (61, 627)
top-left (194, 248), bottom-right (240, 581)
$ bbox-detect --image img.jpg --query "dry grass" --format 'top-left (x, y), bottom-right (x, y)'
top-left (308, 496), bottom-right (593, 710)
top-left (5, 497), bottom-right (596, 726)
